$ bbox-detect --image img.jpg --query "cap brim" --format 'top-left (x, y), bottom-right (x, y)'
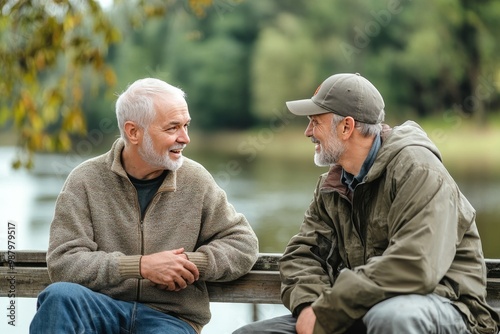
top-left (286, 99), bottom-right (331, 116)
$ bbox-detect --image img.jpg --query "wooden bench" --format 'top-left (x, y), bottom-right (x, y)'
top-left (1, 251), bottom-right (499, 314)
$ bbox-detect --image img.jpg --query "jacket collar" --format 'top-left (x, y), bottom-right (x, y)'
top-left (321, 165), bottom-right (348, 196)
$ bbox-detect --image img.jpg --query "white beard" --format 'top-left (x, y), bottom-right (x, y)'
top-left (313, 134), bottom-right (346, 167)
top-left (139, 131), bottom-right (185, 171)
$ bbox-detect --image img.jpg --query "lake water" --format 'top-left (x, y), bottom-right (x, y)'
top-left (1, 145), bottom-right (499, 333)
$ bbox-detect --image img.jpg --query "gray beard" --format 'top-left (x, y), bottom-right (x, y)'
top-left (314, 139), bottom-right (345, 167)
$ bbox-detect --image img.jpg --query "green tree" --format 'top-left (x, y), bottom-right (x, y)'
top-left (3, 0), bottom-right (499, 171)
top-left (251, 13), bottom-right (319, 121)
top-left (165, 1), bottom-right (260, 129)
top-left (334, 0), bottom-right (500, 122)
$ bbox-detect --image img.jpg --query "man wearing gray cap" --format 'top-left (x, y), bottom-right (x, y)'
top-left (234, 73), bottom-right (499, 334)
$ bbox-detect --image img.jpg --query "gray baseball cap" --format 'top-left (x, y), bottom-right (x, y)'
top-left (286, 73), bottom-right (385, 124)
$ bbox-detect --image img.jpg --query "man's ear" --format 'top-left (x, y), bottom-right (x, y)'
top-left (341, 116), bottom-right (356, 139)
top-left (124, 121), bottom-right (142, 145)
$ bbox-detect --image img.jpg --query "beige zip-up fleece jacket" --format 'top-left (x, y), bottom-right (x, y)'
top-left (280, 121), bottom-right (499, 334)
top-left (47, 139), bottom-right (259, 332)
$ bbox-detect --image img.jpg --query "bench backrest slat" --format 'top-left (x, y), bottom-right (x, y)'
top-left (1, 251), bottom-right (499, 313)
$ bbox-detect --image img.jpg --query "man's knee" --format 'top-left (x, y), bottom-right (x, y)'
top-left (363, 295), bottom-right (433, 333)
top-left (233, 322), bottom-right (271, 334)
top-left (364, 298), bottom-right (391, 324)
top-left (233, 326), bottom-right (252, 334)
top-left (38, 282), bottom-right (88, 305)
top-left (233, 322), bottom-right (268, 334)
top-left (232, 315), bottom-right (296, 334)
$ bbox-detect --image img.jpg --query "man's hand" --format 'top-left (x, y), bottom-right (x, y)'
top-left (296, 306), bottom-right (316, 334)
top-left (140, 248), bottom-right (199, 291)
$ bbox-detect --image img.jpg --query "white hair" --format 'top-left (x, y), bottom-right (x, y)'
top-left (331, 111), bottom-right (384, 137)
top-left (115, 78), bottom-right (186, 141)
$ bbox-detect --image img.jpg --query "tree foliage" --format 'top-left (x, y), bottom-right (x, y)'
top-left (0, 0), bottom-right (214, 169)
top-left (1, 0), bottom-right (118, 168)
top-left (1, 0), bottom-right (499, 169)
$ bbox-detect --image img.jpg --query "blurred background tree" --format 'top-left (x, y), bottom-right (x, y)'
top-left (0, 0), bottom-right (214, 168)
top-left (1, 0), bottom-right (499, 168)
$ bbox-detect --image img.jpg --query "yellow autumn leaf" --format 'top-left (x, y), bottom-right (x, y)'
top-left (58, 131), bottom-right (72, 152)
top-left (24, 158), bottom-right (34, 170)
top-left (0, 105), bottom-right (11, 124)
top-left (21, 91), bottom-right (36, 112)
top-left (189, 0), bottom-right (213, 17)
top-left (28, 132), bottom-right (43, 151)
top-left (41, 105), bottom-right (58, 124)
top-left (63, 107), bottom-right (87, 135)
top-left (107, 27), bottom-right (121, 43)
top-left (35, 50), bottom-right (46, 70)
top-left (72, 86), bottom-right (83, 103)
top-left (29, 112), bottom-right (44, 132)
top-left (63, 15), bottom-right (76, 32)
top-left (11, 159), bottom-right (22, 170)
top-left (103, 67), bottom-right (117, 86)
top-left (13, 101), bottom-right (26, 127)
top-left (43, 134), bottom-right (56, 152)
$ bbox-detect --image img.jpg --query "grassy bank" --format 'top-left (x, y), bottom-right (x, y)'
top-left (419, 114), bottom-right (500, 179)
top-left (2, 115), bottom-right (499, 179)
top-left (188, 115), bottom-right (500, 179)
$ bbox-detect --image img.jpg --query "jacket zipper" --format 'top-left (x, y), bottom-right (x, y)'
top-left (135, 192), bottom-right (161, 301)
top-left (130, 184), bottom-right (143, 301)
top-left (352, 183), bottom-right (368, 266)
top-left (333, 190), bottom-right (365, 269)
top-left (124, 171), bottom-right (170, 300)
top-left (126, 173), bottom-right (171, 300)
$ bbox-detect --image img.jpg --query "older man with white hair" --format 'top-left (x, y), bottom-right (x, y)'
top-left (30, 78), bottom-right (259, 334)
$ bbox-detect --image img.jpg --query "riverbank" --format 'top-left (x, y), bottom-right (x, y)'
top-left (188, 116), bottom-right (500, 179)
top-left (1, 115), bottom-right (499, 179)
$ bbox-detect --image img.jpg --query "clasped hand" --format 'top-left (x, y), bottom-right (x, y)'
top-left (140, 248), bottom-right (199, 291)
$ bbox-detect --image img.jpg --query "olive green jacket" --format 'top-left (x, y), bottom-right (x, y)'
top-left (280, 121), bottom-right (499, 334)
top-left (47, 139), bottom-right (259, 332)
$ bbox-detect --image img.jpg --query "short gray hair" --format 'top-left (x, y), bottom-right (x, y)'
top-left (331, 111), bottom-right (384, 137)
top-left (115, 78), bottom-right (186, 141)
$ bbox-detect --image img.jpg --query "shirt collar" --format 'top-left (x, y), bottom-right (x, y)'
top-left (341, 134), bottom-right (381, 191)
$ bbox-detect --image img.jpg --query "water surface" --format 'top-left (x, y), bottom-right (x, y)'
top-left (1, 147), bottom-right (498, 333)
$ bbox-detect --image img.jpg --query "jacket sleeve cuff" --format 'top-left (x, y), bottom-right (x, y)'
top-left (119, 255), bottom-right (143, 279)
top-left (293, 302), bottom-right (313, 318)
top-left (184, 251), bottom-right (209, 277)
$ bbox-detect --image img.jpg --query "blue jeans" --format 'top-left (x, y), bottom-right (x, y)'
top-left (233, 294), bottom-right (471, 334)
top-left (30, 282), bottom-right (197, 334)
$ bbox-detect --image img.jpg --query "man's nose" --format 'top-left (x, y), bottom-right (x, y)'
top-left (178, 127), bottom-right (190, 144)
top-left (304, 121), bottom-right (313, 137)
